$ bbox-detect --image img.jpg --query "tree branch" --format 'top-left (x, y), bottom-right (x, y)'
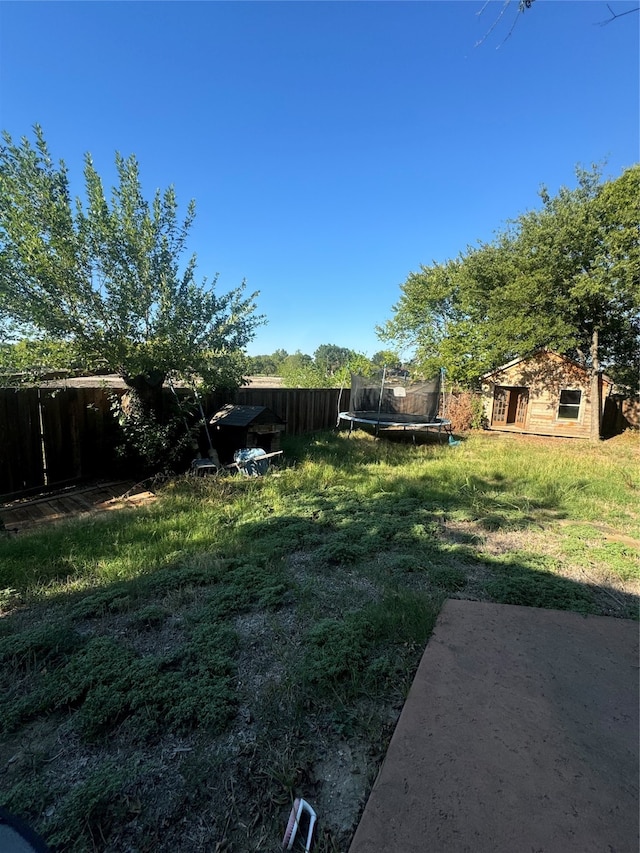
top-left (597, 3), bottom-right (640, 25)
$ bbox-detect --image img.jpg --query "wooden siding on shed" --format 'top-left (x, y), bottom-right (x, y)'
top-left (481, 351), bottom-right (609, 439)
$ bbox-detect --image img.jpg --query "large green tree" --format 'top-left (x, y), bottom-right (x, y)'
top-left (0, 337), bottom-right (82, 379)
top-left (276, 346), bottom-right (374, 388)
top-left (378, 165), bottom-right (640, 374)
top-left (0, 126), bottom-right (263, 413)
top-left (379, 165), bottom-right (640, 435)
top-left (371, 349), bottom-right (404, 370)
top-left (278, 351), bottom-right (324, 388)
top-left (248, 349), bottom-right (289, 375)
top-left (313, 344), bottom-right (354, 376)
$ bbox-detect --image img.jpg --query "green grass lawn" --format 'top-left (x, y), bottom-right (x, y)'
top-left (1, 430), bottom-right (638, 852)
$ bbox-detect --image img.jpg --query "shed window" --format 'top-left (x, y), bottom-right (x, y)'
top-left (558, 389), bottom-right (581, 420)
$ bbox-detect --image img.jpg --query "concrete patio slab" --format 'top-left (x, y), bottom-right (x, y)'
top-left (349, 600), bottom-right (639, 853)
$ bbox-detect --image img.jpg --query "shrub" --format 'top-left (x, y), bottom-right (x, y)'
top-left (445, 391), bottom-right (484, 432)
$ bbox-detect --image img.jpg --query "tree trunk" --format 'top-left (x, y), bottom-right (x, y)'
top-left (117, 370), bottom-right (176, 474)
top-left (589, 329), bottom-right (601, 441)
top-left (121, 370), bottom-right (166, 421)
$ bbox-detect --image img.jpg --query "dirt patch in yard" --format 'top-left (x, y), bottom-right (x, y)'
top-left (435, 516), bottom-right (639, 619)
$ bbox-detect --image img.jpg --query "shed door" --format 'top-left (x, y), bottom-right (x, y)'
top-left (509, 388), bottom-right (529, 428)
top-left (492, 387), bottom-right (509, 425)
top-left (492, 387), bottom-right (529, 428)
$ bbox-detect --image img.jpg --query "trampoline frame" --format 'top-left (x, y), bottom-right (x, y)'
top-left (338, 411), bottom-right (452, 438)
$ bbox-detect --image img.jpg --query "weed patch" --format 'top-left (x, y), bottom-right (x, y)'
top-left (485, 563), bottom-right (596, 614)
top-left (429, 566), bottom-right (468, 592)
top-left (299, 591), bottom-right (439, 704)
top-left (0, 621), bottom-right (83, 672)
top-left (49, 760), bottom-right (131, 850)
top-left (2, 627), bottom-right (237, 741)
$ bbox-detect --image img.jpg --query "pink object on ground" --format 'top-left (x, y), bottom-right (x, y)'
top-left (282, 798), bottom-right (317, 851)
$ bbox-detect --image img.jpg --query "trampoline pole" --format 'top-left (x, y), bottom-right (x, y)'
top-left (376, 366), bottom-right (387, 437)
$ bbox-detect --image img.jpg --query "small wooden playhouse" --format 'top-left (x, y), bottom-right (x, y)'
top-left (481, 350), bottom-right (613, 439)
top-left (208, 404), bottom-right (286, 464)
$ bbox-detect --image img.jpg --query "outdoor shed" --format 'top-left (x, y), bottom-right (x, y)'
top-left (209, 404), bottom-right (286, 463)
top-left (481, 350), bottom-right (613, 439)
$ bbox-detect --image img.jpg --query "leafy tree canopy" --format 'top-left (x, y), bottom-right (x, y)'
top-left (247, 349), bottom-right (289, 375)
top-left (274, 346), bottom-right (375, 388)
top-left (248, 345), bottom-right (411, 388)
top-left (0, 126), bottom-right (263, 402)
top-left (331, 352), bottom-right (376, 387)
top-left (0, 337), bottom-right (83, 381)
top-left (313, 344), bottom-right (354, 376)
top-left (378, 164), bottom-right (640, 390)
top-left (371, 349), bottom-right (404, 370)
top-left (278, 351), bottom-right (325, 388)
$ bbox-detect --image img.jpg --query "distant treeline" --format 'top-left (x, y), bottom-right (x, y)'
top-left (248, 344), bottom-right (405, 387)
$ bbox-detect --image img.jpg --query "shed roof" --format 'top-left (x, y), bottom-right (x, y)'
top-left (481, 349), bottom-right (612, 385)
top-left (209, 404), bottom-right (285, 427)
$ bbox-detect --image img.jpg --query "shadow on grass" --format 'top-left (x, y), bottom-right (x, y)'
top-left (0, 428), bottom-right (634, 613)
top-left (0, 430), bottom-right (637, 852)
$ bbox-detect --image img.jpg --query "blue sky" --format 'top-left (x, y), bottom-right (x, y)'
top-left (1, 1), bottom-right (638, 359)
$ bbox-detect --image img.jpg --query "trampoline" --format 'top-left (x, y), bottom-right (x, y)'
top-left (338, 368), bottom-right (451, 439)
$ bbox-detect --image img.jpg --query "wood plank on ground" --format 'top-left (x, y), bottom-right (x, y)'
top-left (1, 481), bottom-right (154, 533)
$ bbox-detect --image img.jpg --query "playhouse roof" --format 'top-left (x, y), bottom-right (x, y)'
top-left (209, 404), bottom-right (285, 428)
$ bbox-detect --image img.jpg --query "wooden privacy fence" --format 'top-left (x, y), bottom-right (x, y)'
top-left (0, 387), bottom-right (122, 498)
top-left (234, 387), bottom-right (349, 436)
top-left (0, 385), bottom-right (350, 499)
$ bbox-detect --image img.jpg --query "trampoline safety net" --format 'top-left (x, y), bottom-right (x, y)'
top-left (348, 370), bottom-right (442, 425)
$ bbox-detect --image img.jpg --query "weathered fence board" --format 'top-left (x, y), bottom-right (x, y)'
top-left (0, 388), bottom-right (45, 494)
top-left (40, 388), bottom-right (123, 485)
top-left (234, 387), bottom-right (349, 434)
